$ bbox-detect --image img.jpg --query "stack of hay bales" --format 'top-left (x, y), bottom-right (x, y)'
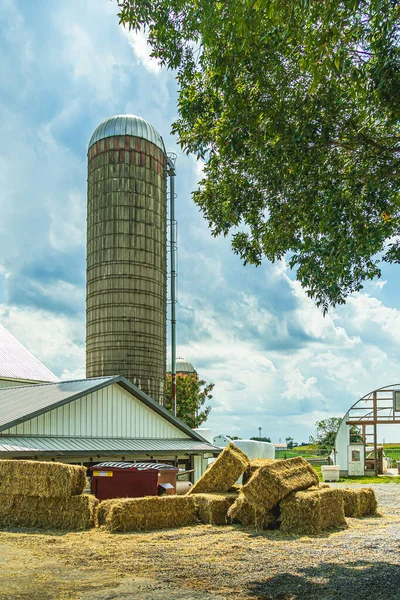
top-left (98, 449), bottom-right (378, 535)
top-left (228, 456), bottom-right (321, 530)
top-left (99, 495), bottom-right (198, 532)
top-left (0, 459), bottom-right (97, 530)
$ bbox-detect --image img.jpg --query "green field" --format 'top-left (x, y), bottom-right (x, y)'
top-left (275, 447), bottom-right (327, 460)
top-left (276, 445), bottom-right (400, 464)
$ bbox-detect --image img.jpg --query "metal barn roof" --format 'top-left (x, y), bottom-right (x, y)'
top-left (0, 324), bottom-right (59, 383)
top-left (0, 436), bottom-right (218, 456)
top-left (0, 375), bottom-right (209, 442)
top-left (88, 114), bottom-right (165, 152)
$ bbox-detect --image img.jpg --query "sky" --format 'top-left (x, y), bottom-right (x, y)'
top-left (1, 0), bottom-right (400, 444)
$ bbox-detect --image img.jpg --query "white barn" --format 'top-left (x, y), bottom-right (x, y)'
top-left (0, 376), bottom-right (219, 480)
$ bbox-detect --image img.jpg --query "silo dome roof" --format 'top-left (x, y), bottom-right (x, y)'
top-left (167, 357), bottom-right (197, 374)
top-left (88, 114), bottom-right (165, 152)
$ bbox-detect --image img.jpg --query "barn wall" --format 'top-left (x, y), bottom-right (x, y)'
top-left (1, 383), bottom-right (188, 439)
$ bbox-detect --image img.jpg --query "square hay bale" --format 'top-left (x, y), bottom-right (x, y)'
top-left (104, 495), bottom-right (198, 532)
top-left (188, 443), bottom-right (249, 495)
top-left (193, 493), bottom-right (238, 525)
top-left (241, 456), bottom-right (319, 511)
top-left (227, 494), bottom-right (277, 529)
top-left (280, 488), bottom-right (346, 535)
top-left (338, 488), bottom-right (377, 517)
top-left (243, 459), bottom-right (274, 485)
top-left (0, 459), bottom-right (86, 498)
top-left (0, 493), bottom-right (98, 530)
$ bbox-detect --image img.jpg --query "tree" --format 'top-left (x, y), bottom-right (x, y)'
top-left (309, 418), bottom-right (342, 449)
top-left (285, 436), bottom-right (294, 449)
top-left (165, 372), bottom-right (213, 428)
top-left (250, 436), bottom-right (272, 443)
top-left (119, 0), bottom-right (399, 312)
top-left (310, 417), bottom-right (363, 449)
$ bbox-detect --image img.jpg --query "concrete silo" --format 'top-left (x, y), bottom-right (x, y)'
top-left (86, 115), bottom-right (167, 404)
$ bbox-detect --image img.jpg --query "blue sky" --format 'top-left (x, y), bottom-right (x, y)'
top-left (1, 0), bottom-right (400, 443)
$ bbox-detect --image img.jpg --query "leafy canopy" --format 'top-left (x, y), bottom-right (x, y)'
top-left (119, 0), bottom-right (400, 312)
top-left (165, 372), bottom-right (213, 428)
top-left (310, 417), bottom-right (362, 448)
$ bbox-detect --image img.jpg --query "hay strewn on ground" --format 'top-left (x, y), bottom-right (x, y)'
top-left (241, 456), bottom-right (319, 511)
top-left (227, 494), bottom-right (277, 529)
top-left (103, 495), bottom-right (198, 532)
top-left (188, 444), bottom-right (249, 495)
top-left (0, 493), bottom-right (97, 530)
top-left (338, 488), bottom-right (377, 517)
top-left (280, 488), bottom-right (347, 534)
top-left (193, 493), bottom-right (238, 525)
top-left (0, 460), bottom-right (86, 498)
top-left (242, 459), bottom-right (274, 485)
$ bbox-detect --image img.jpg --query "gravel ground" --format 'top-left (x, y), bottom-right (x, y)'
top-left (1, 483), bottom-right (400, 600)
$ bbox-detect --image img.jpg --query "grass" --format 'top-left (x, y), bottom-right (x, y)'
top-left (338, 476), bottom-right (400, 484)
top-left (312, 464), bottom-right (400, 484)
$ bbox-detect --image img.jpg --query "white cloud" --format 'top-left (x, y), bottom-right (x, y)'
top-left (0, 304), bottom-right (85, 378)
top-left (63, 24), bottom-right (119, 101)
top-left (121, 27), bottom-right (162, 75)
top-left (282, 368), bottom-right (324, 401)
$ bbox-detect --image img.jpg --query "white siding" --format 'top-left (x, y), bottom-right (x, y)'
top-left (193, 454), bottom-right (209, 482)
top-left (2, 383), bottom-right (189, 439)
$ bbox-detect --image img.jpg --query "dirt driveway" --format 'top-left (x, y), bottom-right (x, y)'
top-left (1, 484), bottom-right (400, 600)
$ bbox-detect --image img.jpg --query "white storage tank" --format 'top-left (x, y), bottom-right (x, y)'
top-left (193, 428), bottom-right (213, 444)
top-left (234, 439), bottom-right (275, 460)
top-left (213, 435), bottom-right (275, 459)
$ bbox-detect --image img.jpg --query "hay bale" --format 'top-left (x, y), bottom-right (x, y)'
top-left (280, 488), bottom-right (346, 535)
top-left (193, 493), bottom-right (238, 525)
top-left (0, 459), bottom-right (86, 498)
top-left (97, 498), bottom-right (116, 526)
top-left (241, 456), bottom-right (319, 511)
top-left (0, 493), bottom-right (98, 530)
top-left (227, 494), bottom-right (277, 529)
top-left (188, 443), bottom-right (249, 495)
top-left (104, 495), bottom-right (198, 532)
top-left (243, 459), bottom-right (274, 485)
top-left (338, 488), bottom-right (377, 517)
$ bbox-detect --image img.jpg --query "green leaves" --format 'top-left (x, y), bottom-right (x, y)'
top-left (119, 0), bottom-right (400, 310)
top-left (165, 373), bottom-right (213, 429)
